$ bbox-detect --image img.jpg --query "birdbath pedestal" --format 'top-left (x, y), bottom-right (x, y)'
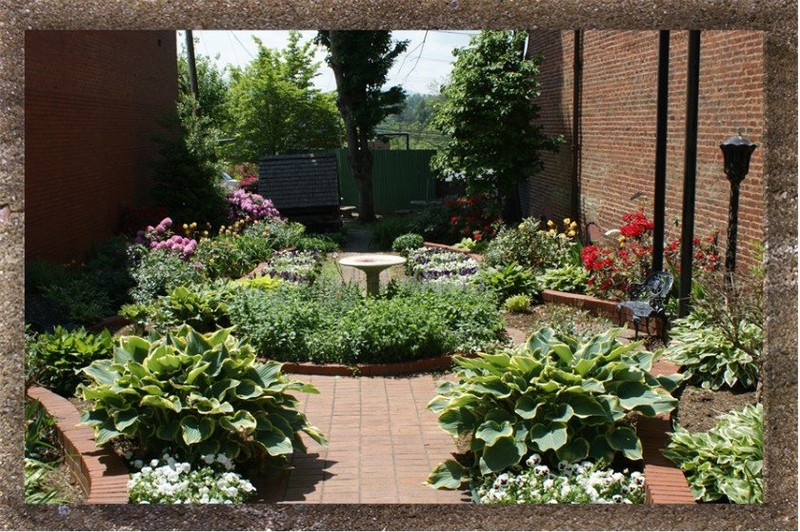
top-left (338, 254), bottom-right (406, 296)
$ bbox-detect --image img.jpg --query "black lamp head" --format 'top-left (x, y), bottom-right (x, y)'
top-left (720, 133), bottom-right (757, 181)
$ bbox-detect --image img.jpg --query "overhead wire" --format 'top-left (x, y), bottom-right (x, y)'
top-left (402, 30), bottom-right (428, 85)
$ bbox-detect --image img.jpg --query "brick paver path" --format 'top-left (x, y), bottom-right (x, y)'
top-left (256, 373), bottom-right (470, 504)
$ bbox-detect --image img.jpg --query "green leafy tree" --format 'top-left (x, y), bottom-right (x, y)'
top-left (178, 47), bottom-right (230, 130)
top-left (378, 93), bottom-right (449, 150)
top-left (431, 30), bottom-right (561, 223)
top-left (222, 32), bottom-right (342, 163)
top-left (316, 31), bottom-right (409, 222)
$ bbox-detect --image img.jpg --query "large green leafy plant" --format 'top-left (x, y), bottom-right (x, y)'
top-left (664, 403), bottom-right (763, 503)
top-left (426, 328), bottom-right (681, 489)
top-left (25, 326), bottom-right (114, 397)
top-left (78, 325), bottom-right (326, 464)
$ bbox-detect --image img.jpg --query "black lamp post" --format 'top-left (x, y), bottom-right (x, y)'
top-left (720, 133), bottom-right (757, 274)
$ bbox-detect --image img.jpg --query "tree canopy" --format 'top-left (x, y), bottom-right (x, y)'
top-left (221, 31), bottom-right (343, 163)
top-left (177, 47), bottom-right (230, 130)
top-left (431, 30), bottom-right (561, 221)
top-left (316, 30), bottom-right (409, 222)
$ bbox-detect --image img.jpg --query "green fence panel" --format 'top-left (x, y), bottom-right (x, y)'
top-left (337, 149), bottom-right (437, 214)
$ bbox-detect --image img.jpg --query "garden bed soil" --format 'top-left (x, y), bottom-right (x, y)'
top-left (42, 460), bottom-right (87, 504)
top-left (673, 385), bottom-right (758, 433)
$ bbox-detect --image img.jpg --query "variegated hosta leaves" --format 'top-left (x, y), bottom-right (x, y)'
top-left (78, 325), bottom-right (326, 463)
top-left (426, 327), bottom-right (682, 489)
top-left (664, 403), bottom-right (762, 503)
top-left (660, 311), bottom-right (761, 391)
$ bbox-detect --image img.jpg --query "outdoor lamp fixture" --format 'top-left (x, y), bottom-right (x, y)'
top-left (720, 132), bottom-right (757, 274)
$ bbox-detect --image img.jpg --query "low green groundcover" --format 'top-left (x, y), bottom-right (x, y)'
top-left (228, 280), bottom-right (506, 365)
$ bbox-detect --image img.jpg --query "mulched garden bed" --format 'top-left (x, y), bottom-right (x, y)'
top-left (673, 385), bottom-right (758, 433)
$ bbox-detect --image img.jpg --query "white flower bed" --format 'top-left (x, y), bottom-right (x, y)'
top-left (474, 455), bottom-right (645, 504)
top-left (128, 452), bottom-right (256, 504)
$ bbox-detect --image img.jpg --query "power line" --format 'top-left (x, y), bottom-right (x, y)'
top-left (231, 31), bottom-right (255, 61)
top-left (402, 30), bottom-right (428, 85)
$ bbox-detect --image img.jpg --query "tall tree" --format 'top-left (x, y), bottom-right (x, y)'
top-left (316, 31), bottom-right (408, 222)
top-left (222, 32), bottom-right (342, 163)
top-left (431, 31), bottom-right (561, 223)
top-left (177, 47), bottom-right (230, 130)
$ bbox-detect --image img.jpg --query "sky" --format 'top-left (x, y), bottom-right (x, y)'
top-left (176, 30), bottom-right (479, 95)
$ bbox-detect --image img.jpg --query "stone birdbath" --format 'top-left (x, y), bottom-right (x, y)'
top-left (339, 254), bottom-right (406, 296)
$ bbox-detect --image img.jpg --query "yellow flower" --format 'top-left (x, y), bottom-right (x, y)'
top-left (618, 235), bottom-right (626, 242)
top-left (191, 222), bottom-right (197, 228)
top-left (518, 223), bottom-right (526, 231)
top-left (182, 223), bottom-right (189, 230)
top-left (570, 221), bottom-right (577, 229)
top-left (547, 220), bottom-right (555, 228)
top-left (567, 230), bottom-right (576, 237)
top-left (563, 217), bottom-right (571, 225)
top-left (548, 229), bottom-right (557, 236)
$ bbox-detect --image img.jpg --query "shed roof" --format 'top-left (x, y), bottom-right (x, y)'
top-left (258, 153), bottom-right (340, 210)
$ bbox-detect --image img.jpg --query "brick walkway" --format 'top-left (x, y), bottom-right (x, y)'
top-left (255, 373), bottom-right (470, 504)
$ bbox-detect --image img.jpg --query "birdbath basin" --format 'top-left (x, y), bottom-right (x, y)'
top-left (339, 254), bottom-right (406, 296)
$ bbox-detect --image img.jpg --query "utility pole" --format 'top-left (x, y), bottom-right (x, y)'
top-left (185, 30), bottom-right (199, 102)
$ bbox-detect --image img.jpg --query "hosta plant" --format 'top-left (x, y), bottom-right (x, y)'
top-left (426, 327), bottom-right (682, 489)
top-left (477, 262), bottom-right (538, 304)
top-left (78, 325), bottom-right (327, 464)
top-left (536, 264), bottom-right (590, 294)
top-left (120, 283), bottom-right (235, 334)
top-left (25, 326), bottom-right (114, 397)
top-left (664, 403), bottom-right (763, 503)
top-left (660, 309), bottom-right (761, 391)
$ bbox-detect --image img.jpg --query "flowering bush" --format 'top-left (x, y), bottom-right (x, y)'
top-left (443, 193), bottom-right (499, 242)
top-left (484, 217), bottom-right (580, 273)
top-left (581, 209), bottom-right (721, 300)
top-left (135, 217), bottom-right (198, 259)
top-left (474, 456), bottom-right (645, 504)
top-left (128, 452), bottom-right (256, 504)
top-left (407, 247), bottom-right (480, 285)
top-left (226, 189), bottom-right (281, 224)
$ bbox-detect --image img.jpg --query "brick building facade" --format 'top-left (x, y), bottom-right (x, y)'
top-left (524, 30), bottom-right (765, 266)
top-left (25, 31), bottom-right (178, 262)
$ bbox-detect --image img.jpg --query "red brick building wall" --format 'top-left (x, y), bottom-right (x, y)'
top-left (525, 30), bottom-right (765, 266)
top-left (25, 31), bottom-right (178, 263)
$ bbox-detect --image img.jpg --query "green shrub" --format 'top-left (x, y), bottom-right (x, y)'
top-left (41, 273), bottom-right (114, 326)
top-left (25, 258), bottom-right (71, 294)
top-left (84, 235), bottom-right (136, 308)
top-left (296, 234), bottom-right (340, 253)
top-left (504, 294), bottom-right (531, 313)
top-left (426, 328), bottom-right (682, 489)
top-left (25, 326), bottom-right (114, 397)
top-left (120, 284), bottom-right (234, 334)
top-left (477, 262), bottom-right (538, 304)
top-left (484, 218), bottom-right (580, 273)
top-left (78, 325), bottom-right (327, 464)
top-left (661, 309), bottom-right (761, 391)
top-left (371, 216), bottom-right (417, 250)
top-left (664, 403), bottom-right (763, 503)
top-left (194, 234), bottom-right (272, 280)
top-left (129, 247), bottom-right (204, 305)
top-left (392, 233), bottom-right (425, 254)
top-left (227, 280), bottom-right (505, 364)
top-left (249, 220), bottom-right (306, 251)
top-left (536, 264), bottom-right (590, 294)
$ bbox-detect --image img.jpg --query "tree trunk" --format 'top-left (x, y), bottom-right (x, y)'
top-left (327, 31), bottom-right (377, 223)
top-left (500, 186), bottom-right (522, 225)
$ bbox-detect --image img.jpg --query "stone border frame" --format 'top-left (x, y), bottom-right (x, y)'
top-left (0, 2), bottom-right (795, 530)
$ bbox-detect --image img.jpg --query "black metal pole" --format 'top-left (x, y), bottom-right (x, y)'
top-left (570, 30), bottom-right (583, 225)
top-left (725, 179), bottom-right (741, 273)
top-left (652, 30), bottom-right (670, 273)
top-left (678, 30), bottom-right (701, 318)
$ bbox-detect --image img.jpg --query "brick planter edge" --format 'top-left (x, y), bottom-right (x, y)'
top-left (27, 386), bottom-right (129, 504)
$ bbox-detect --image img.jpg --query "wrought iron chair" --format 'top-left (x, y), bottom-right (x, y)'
top-left (615, 271), bottom-right (674, 340)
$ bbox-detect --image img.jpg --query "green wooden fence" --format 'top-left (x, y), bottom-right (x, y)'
top-left (336, 149), bottom-right (437, 214)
